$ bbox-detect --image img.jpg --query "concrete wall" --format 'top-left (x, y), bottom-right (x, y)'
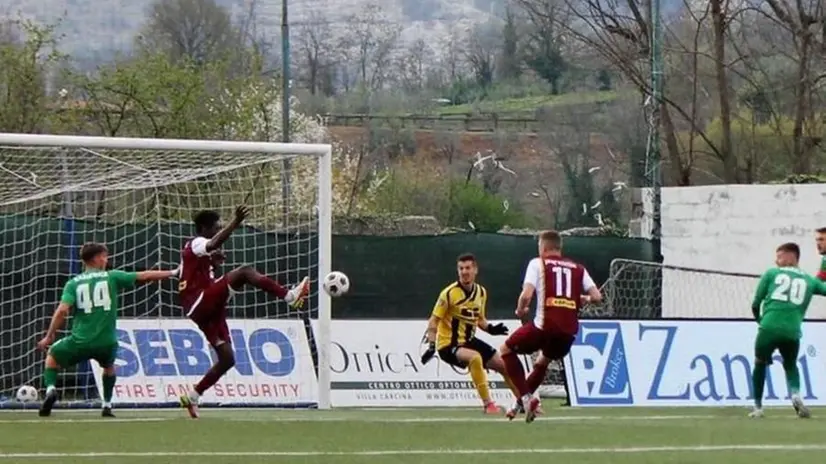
top-left (637, 185), bottom-right (826, 319)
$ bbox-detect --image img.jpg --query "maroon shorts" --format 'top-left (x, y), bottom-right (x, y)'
top-left (188, 278), bottom-right (233, 347)
top-left (505, 323), bottom-right (575, 360)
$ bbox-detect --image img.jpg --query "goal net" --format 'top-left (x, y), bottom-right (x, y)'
top-left (0, 134), bottom-right (332, 410)
top-left (535, 258), bottom-right (764, 400)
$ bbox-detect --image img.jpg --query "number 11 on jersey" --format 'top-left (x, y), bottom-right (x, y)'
top-left (552, 266), bottom-right (572, 298)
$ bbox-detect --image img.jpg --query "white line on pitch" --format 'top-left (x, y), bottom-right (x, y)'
top-left (0, 417), bottom-right (171, 424)
top-left (222, 414), bottom-right (716, 423)
top-left (1, 444), bottom-right (825, 458)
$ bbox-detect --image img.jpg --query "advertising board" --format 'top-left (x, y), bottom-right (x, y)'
top-left (564, 320), bottom-right (825, 407)
top-left (90, 319), bottom-right (318, 407)
top-left (316, 320), bottom-right (535, 407)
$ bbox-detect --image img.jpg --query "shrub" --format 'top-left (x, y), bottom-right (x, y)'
top-left (371, 159), bottom-right (530, 231)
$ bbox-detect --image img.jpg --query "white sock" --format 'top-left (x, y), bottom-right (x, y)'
top-left (521, 394), bottom-right (533, 406)
top-left (189, 389), bottom-right (200, 402)
top-left (102, 401), bottom-right (112, 409)
top-left (46, 385), bottom-right (56, 395)
top-left (284, 290), bottom-right (296, 303)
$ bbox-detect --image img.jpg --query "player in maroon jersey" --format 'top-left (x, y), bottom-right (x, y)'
top-left (499, 230), bottom-right (602, 423)
top-left (178, 205), bottom-right (310, 418)
top-left (815, 228), bottom-right (826, 280)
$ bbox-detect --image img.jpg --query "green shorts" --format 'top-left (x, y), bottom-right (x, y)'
top-left (48, 336), bottom-right (118, 369)
top-left (754, 329), bottom-right (799, 365)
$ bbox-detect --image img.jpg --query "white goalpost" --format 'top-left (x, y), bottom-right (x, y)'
top-left (0, 133), bottom-right (332, 410)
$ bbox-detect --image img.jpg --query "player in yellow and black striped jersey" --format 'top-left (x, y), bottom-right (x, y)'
top-left (422, 253), bottom-right (519, 415)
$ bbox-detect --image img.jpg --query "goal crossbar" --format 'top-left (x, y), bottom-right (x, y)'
top-left (0, 133), bottom-right (333, 410)
top-left (0, 133), bottom-right (331, 155)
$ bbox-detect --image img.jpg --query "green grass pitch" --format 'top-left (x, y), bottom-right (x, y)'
top-left (1, 406), bottom-right (825, 463)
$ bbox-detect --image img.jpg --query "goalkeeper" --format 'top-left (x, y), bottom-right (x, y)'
top-left (36, 243), bottom-right (180, 418)
top-left (749, 242), bottom-right (826, 419)
top-left (421, 253), bottom-right (519, 414)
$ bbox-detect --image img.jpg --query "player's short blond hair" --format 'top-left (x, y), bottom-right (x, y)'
top-left (539, 230), bottom-right (562, 251)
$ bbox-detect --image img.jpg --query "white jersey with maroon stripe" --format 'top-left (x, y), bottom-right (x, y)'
top-left (523, 256), bottom-right (595, 335)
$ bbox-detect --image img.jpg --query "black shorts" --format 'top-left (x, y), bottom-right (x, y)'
top-left (437, 338), bottom-right (497, 368)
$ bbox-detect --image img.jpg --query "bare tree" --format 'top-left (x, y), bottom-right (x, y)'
top-left (342, 2), bottom-right (401, 91)
top-left (759, 0), bottom-right (825, 173)
top-left (0, 21), bottom-right (61, 134)
top-left (235, 0), bottom-right (278, 70)
top-left (513, 0), bottom-right (568, 93)
top-left (396, 38), bottom-right (432, 92)
top-left (717, 2), bottom-right (825, 179)
top-left (445, 28), bottom-right (467, 84)
top-left (296, 10), bottom-right (337, 96)
top-left (516, 0), bottom-right (748, 185)
top-left (661, 1), bottom-right (721, 183)
top-left (137, 0), bottom-right (240, 65)
top-left (499, 7), bottom-right (522, 81)
top-left (465, 21), bottom-right (501, 87)
top-left (709, 0), bottom-right (735, 181)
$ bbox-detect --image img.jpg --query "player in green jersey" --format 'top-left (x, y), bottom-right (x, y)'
top-left (36, 243), bottom-right (180, 418)
top-left (815, 227), bottom-right (826, 280)
top-left (749, 242), bottom-right (826, 419)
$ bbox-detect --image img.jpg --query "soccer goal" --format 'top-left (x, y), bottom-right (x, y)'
top-left (534, 258), bottom-right (778, 400)
top-left (533, 258), bottom-right (749, 400)
top-left (0, 133), bottom-right (332, 410)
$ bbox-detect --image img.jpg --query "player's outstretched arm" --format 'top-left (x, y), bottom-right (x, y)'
top-left (813, 279), bottom-right (826, 296)
top-left (479, 318), bottom-right (509, 335)
top-left (205, 205), bottom-right (249, 253)
top-left (136, 268), bottom-right (180, 283)
top-left (37, 303), bottom-right (70, 351)
top-left (584, 285), bottom-right (602, 304)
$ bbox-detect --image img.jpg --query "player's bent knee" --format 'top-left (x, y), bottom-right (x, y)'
top-left (102, 366), bottom-right (116, 376)
top-left (453, 347), bottom-right (477, 364)
top-left (486, 355), bottom-right (506, 373)
top-left (499, 344), bottom-right (511, 355)
top-left (45, 354), bottom-right (60, 369)
top-left (215, 343), bottom-right (235, 368)
top-left (228, 265), bottom-right (254, 284)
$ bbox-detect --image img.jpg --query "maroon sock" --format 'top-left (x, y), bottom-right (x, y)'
top-left (195, 368), bottom-right (225, 395)
top-left (502, 352), bottom-right (530, 396)
top-left (249, 274), bottom-right (288, 299)
top-left (527, 362), bottom-right (549, 394)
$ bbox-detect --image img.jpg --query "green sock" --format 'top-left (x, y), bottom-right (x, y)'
top-left (102, 374), bottom-right (116, 403)
top-left (784, 361), bottom-right (801, 395)
top-left (752, 363), bottom-right (766, 408)
top-left (44, 367), bottom-right (58, 390)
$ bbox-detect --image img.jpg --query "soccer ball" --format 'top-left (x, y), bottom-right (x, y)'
top-left (322, 271), bottom-right (350, 297)
top-left (16, 385), bottom-right (38, 402)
